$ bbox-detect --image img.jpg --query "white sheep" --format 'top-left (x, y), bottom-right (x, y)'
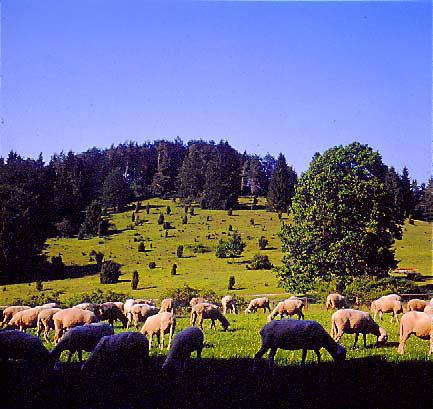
top-left (325, 294), bottom-right (347, 310)
top-left (50, 322), bottom-right (114, 362)
top-left (407, 299), bottom-right (430, 312)
top-left (162, 327), bottom-right (204, 371)
top-left (253, 319), bottom-right (346, 370)
top-left (128, 303), bottom-right (159, 329)
top-left (141, 311), bottom-right (176, 350)
top-left (37, 308), bottom-right (62, 342)
top-left (245, 297), bottom-right (271, 314)
top-left (160, 298), bottom-right (175, 313)
top-left (53, 308), bottom-right (99, 343)
top-left (398, 311), bottom-right (433, 355)
top-left (1, 305), bottom-right (31, 327)
top-left (267, 299), bottom-right (304, 321)
top-left (6, 306), bottom-right (48, 331)
top-left (221, 295), bottom-right (237, 315)
top-left (190, 303), bottom-right (230, 331)
top-left (331, 308), bottom-right (387, 348)
top-left (371, 296), bottom-right (403, 322)
top-left (190, 297), bottom-right (208, 308)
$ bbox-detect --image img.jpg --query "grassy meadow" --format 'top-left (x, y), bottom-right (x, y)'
top-left (0, 196), bottom-right (431, 305)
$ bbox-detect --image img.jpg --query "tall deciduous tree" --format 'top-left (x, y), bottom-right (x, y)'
top-left (277, 142), bottom-right (402, 292)
top-left (267, 153), bottom-right (297, 212)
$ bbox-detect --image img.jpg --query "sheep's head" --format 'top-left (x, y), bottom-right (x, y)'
top-left (377, 327), bottom-right (388, 344)
top-left (334, 344), bottom-right (346, 363)
top-left (244, 308), bottom-right (251, 314)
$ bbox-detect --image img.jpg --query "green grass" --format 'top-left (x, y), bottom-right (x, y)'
top-left (0, 197), bottom-right (431, 304)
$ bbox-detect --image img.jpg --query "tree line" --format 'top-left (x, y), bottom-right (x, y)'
top-left (0, 138), bottom-right (431, 283)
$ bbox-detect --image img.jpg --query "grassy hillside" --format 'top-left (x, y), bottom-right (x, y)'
top-left (0, 197), bottom-right (431, 304)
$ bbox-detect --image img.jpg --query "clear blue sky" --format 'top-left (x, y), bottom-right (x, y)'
top-left (1, 1), bottom-right (431, 182)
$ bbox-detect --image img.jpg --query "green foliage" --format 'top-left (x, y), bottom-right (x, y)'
top-left (189, 207), bottom-right (195, 216)
top-left (97, 218), bottom-right (110, 237)
top-left (278, 143), bottom-right (402, 292)
top-left (250, 218), bottom-right (255, 225)
top-left (215, 233), bottom-right (246, 258)
top-left (247, 254), bottom-right (273, 270)
top-left (171, 263), bottom-right (177, 275)
top-left (51, 255), bottom-right (65, 278)
top-left (131, 270), bottom-right (139, 290)
top-left (258, 236), bottom-right (268, 250)
top-left (228, 275), bottom-right (235, 290)
top-left (227, 208), bottom-right (233, 216)
top-left (176, 245), bottom-right (184, 258)
top-left (99, 260), bottom-right (121, 284)
top-left (90, 250), bottom-right (104, 270)
top-left (182, 215), bottom-right (188, 224)
top-left (63, 289), bottom-right (127, 307)
top-left (228, 224), bottom-right (233, 232)
top-left (35, 280), bottom-right (43, 291)
top-left (138, 242), bottom-right (145, 252)
top-left (185, 243), bottom-right (210, 253)
top-left (101, 168), bottom-right (131, 210)
top-left (163, 221), bottom-right (171, 230)
top-left (146, 203), bottom-right (151, 214)
top-left (149, 262), bottom-right (156, 269)
top-left (79, 201), bottom-right (102, 238)
top-left (166, 205), bottom-right (171, 215)
top-left (161, 284), bottom-right (201, 308)
top-left (54, 218), bottom-right (74, 238)
top-left (158, 213), bottom-right (165, 225)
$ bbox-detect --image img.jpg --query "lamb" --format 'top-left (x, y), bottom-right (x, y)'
top-left (221, 295), bottom-right (237, 315)
top-left (330, 308), bottom-right (388, 348)
top-left (370, 296), bottom-right (403, 322)
top-left (253, 319), bottom-right (346, 370)
top-left (190, 303), bottom-right (230, 331)
top-left (50, 322), bottom-right (114, 362)
top-left (0, 330), bottom-right (53, 369)
top-left (37, 308), bottom-right (62, 342)
top-left (245, 297), bottom-right (271, 314)
top-left (267, 299), bottom-right (304, 321)
top-left (162, 327), bottom-right (204, 371)
top-left (407, 299), bottom-right (430, 312)
top-left (326, 294), bottom-right (348, 310)
top-left (6, 306), bottom-right (48, 331)
top-left (96, 302), bottom-right (128, 328)
top-left (140, 311), bottom-right (176, 350)
top-left (190, 297), bottom-right (208, 308)
top-left (53, 308), bottom-right (99, 343)
top-left (160, 298), bottom-right (175, 313)
top-left (128, 303), bottom-right (159, 329)
top-left (398, 311), bottom-right (433, 355)
top-left (1, 305), bottom-right (31, 327)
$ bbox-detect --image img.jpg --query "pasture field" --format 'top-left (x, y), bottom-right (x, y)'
top-left (0, 197), bottom-right (431, 305)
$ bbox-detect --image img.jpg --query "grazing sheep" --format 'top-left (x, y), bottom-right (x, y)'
top-left (0, 330), bottom-right (53, 369)
top-left (371, 296), bottom-right (403, 322)
top-left (37, 308), bottom-right (62, 342)
top-left (51, 323), bottom-right (114, 362)
top-left (41, 302), bottom-right (59, 308)
top-left (73, 302), bottom-right (100, 312)
top-left (1, 306), bottom-right (31, 327)
top-left (331, 309), bottom-right (388, 348)
top-left (385, 294), bottom-right (401, 301)
top-left (326, 294), bottom-right (347, 310)
top-left (190, 297), bottom-right (208, 308)
top-left (124, 298), bottom-right (156, 323)
top-left (53, 308), bottom-right (99, 343)
top-left (253, 319), bottom-right (346, 370)
top-left (6, 306), bottom-right (48, 331)
top-left (190, 303), bottom-right (230, 331)
top-left (407, 299), bottom-right (430, 312)
top-left (221, 295), bottom-right (237, 315)
top-left (162, 327), bottom-right (204, 371)
top-left (113, 301), bottom-right (124, 312)
top-left (424, 304), bottom-right (433, 315)
top-left (82, 332), bottom-right (149, 377)
top-left (267, 299), bottom-right (304, 321)
top-left (96, 302), bottom-right (128, 328)
top-left (398, 311), bottom-right (433, 355)
top-left (160, 298), bottom-right (175, 313)
top-left (141, 311), bottom-right (176, 350)
top-left (245, 297), bottom-right (271, 314)
top-left (128, 304), bottom-right (159, 329)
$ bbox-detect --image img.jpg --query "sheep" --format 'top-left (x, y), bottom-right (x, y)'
top-left (124, 298), bottom-right (156, 323)
top-left (326, 294), bottom-right (347, 310)
top-left (128, 303), bottom-right (159, 329)
top-left (407, 299), bottom-right (430, 312)
top-left (162, 327), bottom-right (204, 371)
top-left (73, 302), bottom-right (100, 312)
top-left (160, 298), bottom-right (175, 313)
top-left (50, 323), bottom-right (114, 362)
top-left (267, 299), bottom-right (304, 321)
top-left (398, 311), bottom-right (433, 355)
top-left (221, 295), bottom-right (237, 315)
top-left (0, 330), bottom-right (53, 369)
top-left (253, 319), bottom-right (346, 370)
top-left (53, 308), bottom-right (99, 343)
top-left (6, 306), bottom-right (48, 331)
top-left (113, 301), bottom-right (124, 312)
top-left (96, 302), bottom-right (128, 328)
top-left (424, 304), bottom-right (433, 315)
top-left (190, 297), bottom-right (208, 308)
top-left (41, 302), bottom-right (59, 308)
top-left (245, 297), bottom-right (271, 314)
top-left (370, 296), bottom-right (403, 322)
top-left (330, 309), bottom-right (388, 348)
top-left (190, 303), bottom-right (230, 331)
top-left (385, 294), bottom-right (401, 301)
top-left (37, 308), bottom-right (62, 342)
top-left (141, 311), bottom-right (176, 350)
top-left (1, 305), bottom-right (31, 327)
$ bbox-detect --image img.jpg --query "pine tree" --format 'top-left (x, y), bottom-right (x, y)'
top-left (79, 201), bottom-right (102, 237)
top-left (101, 168), bottom-right (131, 211)
top-left (385, 167), bottom-right (404, 226)
top-left (400, 167), bottom-right (412, 217)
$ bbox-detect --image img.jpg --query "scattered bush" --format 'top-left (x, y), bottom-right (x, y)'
top-left (184, 205), bottom-right (189, 214)
top-left (97, 219), bottom-right (110, 236)
top-left (99, 260), bottom-right (121, 284)
top-left (131, 270), bottom-right (139, 290)
top-left (166, 206), bottom-right (171, 215)
top-left (250, 218), bottom-right (255, 225)
top-left (163, 221), bottom-right (171, 230)
top-left (63, 289), bottom-right (126, 307)
top-left (149, 262), bottom-right (156, 269)
top-left (171, 264), bottom-right (177, 275)
top-left (228, 276), bottom-right (235, 290)
top-left (35, 280), bottom-right (43, 291)
top-left (131, 212), bottom-right (136, 222)
top-left (90, 250), bottom-right (104, 270)
top-left (54, 218), bottom-right (74, 238)
top-left (182, 215), bottom-right (188, 224)
top-left (176, 245), bottom-right (184, 258)
top-left (146, 203), bottom-right (150, 214)
top-left (228, 225), bottom-right (233, 232)
top-left (189, 207), bottom-right (195, 216)
top-left (227, 208), bottom-right (233, 216)
top-left (157, 213), bottom-right (164, 225)
top-left (138, 242), bottom-right (145, 252)
top-left (135, 201), bottom-right (141, 212)
top-left (258, 236), bottom-right (268, 250)
top-left (51, 255), bottom-right (65, 277)
top-left (216, 233), bottom-right (246, 258)
top-left (247, 254), bottom-right (273, 270)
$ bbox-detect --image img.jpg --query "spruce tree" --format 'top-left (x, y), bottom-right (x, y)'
top-left (101, 168), bottom-right (130, 211)
top-left (400, 167), bottom-right (412, 217)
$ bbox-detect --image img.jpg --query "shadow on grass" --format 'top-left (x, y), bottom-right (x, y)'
top-left (2, 357), bottom-right (432, 409)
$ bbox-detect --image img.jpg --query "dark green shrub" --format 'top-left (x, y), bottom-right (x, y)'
top-left (247, 254), bottom-right (273, 270)
top-left (131, 270), bottom-right (139, 290)
top-left (138, 242), bottom-right (145, 252)
top-left (36, 280), bottom-right (43, 291)
top-left (149, 262), bottom-right (156, 269)
top-left (216, 233), bottom-right (245, 258)
top-left (51, 255), bottom-right (65, 277)
top-left (163, 221), bottom-right (171, 230)
top-left (228, 276), bottom-right (235, 290)
top-left (166, 206), bottom-right (171, 215)
top-left (98, 219), bottom-right (110, 236)
top-left (189, 207), bottom-right (195, 216)
top-left (99, 260), bottom-right (121, 284)
top-left (77, 231), bottom-right (84, 240)
top-left (177, 245), bottom-right (184, 258)
top-left (258, 236), bottom-right (268, 250)
top-left (228, 225), bottom-right (233, 232)
top-left (227, 208), bottom-right (233, 216)
top-left (171, 263), bottom-right (177, 275)
top-left (182, 215), bottom-right (188, 224)
top-left (158, 213), bottom-right (165, 225)
top-left (146, 203), bottom-right (150, 214)
top-left (135, 202), bottom-right (141, 212)
top-left (131, 212), bottom-right (136, 222)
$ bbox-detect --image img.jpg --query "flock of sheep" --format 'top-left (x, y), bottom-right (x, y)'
top-left (0, 292), bottom-right (432, 376)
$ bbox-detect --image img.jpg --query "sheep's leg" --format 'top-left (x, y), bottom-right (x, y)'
top-left (352, 333), bottom-right (359, 349)
top-left (398, 333), bottom-right (408, 354)
top-left (379, 311), bottom-right (383, 321)
top-left (197, 347), bottom-right (202, 359)
top-left (299, 311), bottom-right (304, 320)
top-left (78, 350), bottom-right (83, 362)
top-left (268, 347), bottom-right (277, 370)
top-left (363, 334), bottom-right (367, 348)
top-left (314, 350), bottom-right (321, 364)
top-left (67, 352), bottom-right (73, 363)
top-left (160, 330), bottom-right (164, 350)
top-left (253, 345), bottom-right (269, 372)
top-left (148, 333), bottom-right (153, 351)
top-left (168, 323), bottom-right (174, 349)
top-left (301, 349), bottom-right (308, 365)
